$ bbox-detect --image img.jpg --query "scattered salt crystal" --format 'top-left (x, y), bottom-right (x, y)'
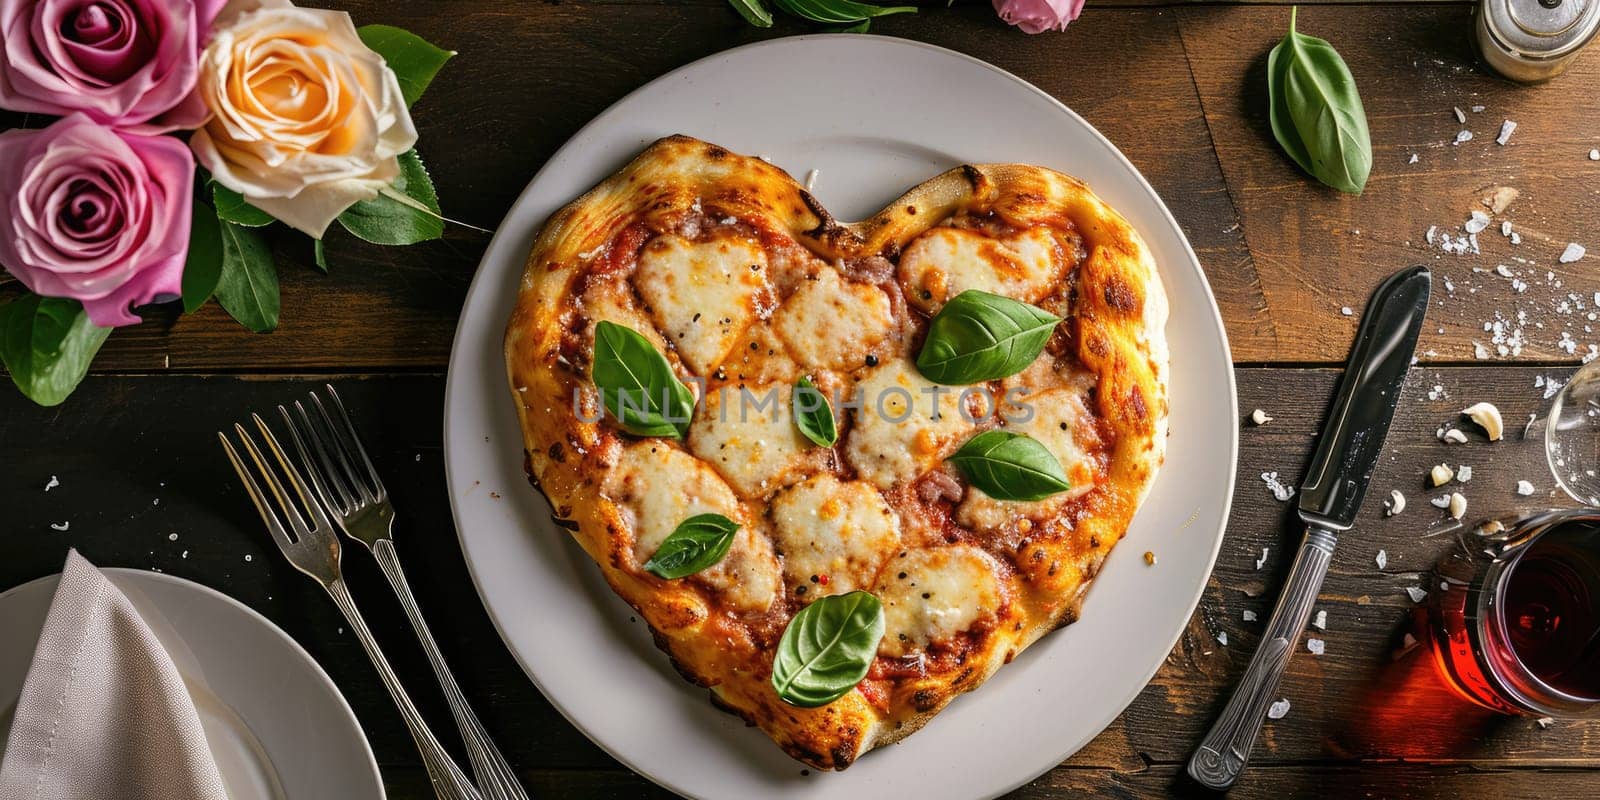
top-left (1340, 306), bottom-right (1353, 316)
top-left (44, 475), bottom-right (58, 492)
top-left (244, 554), bottom-right (253, 562)
top-left (1217, 631), bottom-right (1229, 646)
top-left (1408, 153), bottom-right (1419, 164)
top-left (1453, 130), bottom-right (1473, 145)
top-left (1511, 231), bottom-right (1522, 245)
top-left (1267, 698), bottom-right (1291, 719)
top-left (1441, 428), bottom-right (1469, 444)
top-left (1495, 264), bottom-right (1513, 277)
top-left (1457, 465), bottom-right (1473, 482)
top-left (1591, 150), bottom-right (1599, 161)
top-left (1376, 549), bottom-right (1388, 569)
top-left (1243, 610), bottom-right (1258, 622)
top-left (181, 550), bottom-right (189, 559)
top-left (1464, 211), bottom-right (1490, 234)
top-left (1471, 105), bottom-right (1485, 113)
top-left (1537, 717), bottom-right (1555, 729)
top-left (168, 533), bottom-right (178, 541)
top-left (1312, 610), bottom-right (1327, 631)
top-left (1256, 547), bottom-right (1269, 570)
top-left (1496, 120), bottom-right (1516, 145)
top-left (1307, 638), bottom-right (1325, 655)
top-left (1517, 480), bottom-right (1536, 496)
top-left (1560, 243), bottom-right (1586, 263)
top-left (1453, 107), bottom-right (1466, 124)
top-left (1500, 221), bottom-right (1512, 237)
top-left (1426, 226), bottom-right (1437, 244)
top-left (1405, 586), bottom-right (1429, 603)
top-left (50, 522), bottom-right (69, 531)
top-left (1262, 472), bottom-right (1294, 502)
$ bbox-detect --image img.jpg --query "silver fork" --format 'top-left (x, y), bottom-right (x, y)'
top-left (219, 415), bottom-right (484, 800)
top-left (277, 386), bottom-right (529, 800)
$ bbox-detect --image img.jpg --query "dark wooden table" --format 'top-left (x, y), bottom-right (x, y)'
top-left (5, 1), bottom-right (1600, 797)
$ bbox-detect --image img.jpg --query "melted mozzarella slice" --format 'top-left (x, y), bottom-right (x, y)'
top-left (772, 268), bottom-right (895, 371)
top-left (696, 525), bottom-right (781, 613)
top-left (845, 357), bottom-right (976, 489)
top-left (771, 475), bottom-right (901, 598)
top-left (634, 233), bottom-right (768, 374)
top-left (689, 381), bottom-right (814, 498)
top-left (898, 226), bottom-right (1065, 313)
top-left (957, 388), bottom-right (1097, 531)
top-left (602, 442), bottom-right (777, 612)
top-left (875, 546), bottom-right (1004, 656)
top-left (603, 442), bottom-right (741, 565)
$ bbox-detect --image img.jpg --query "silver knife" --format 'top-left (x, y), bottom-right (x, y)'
top-left (1187, 265), bottom-right (1432, 790)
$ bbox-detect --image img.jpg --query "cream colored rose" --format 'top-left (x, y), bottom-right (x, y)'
top-left (190, 0), bottom-right (417, 237)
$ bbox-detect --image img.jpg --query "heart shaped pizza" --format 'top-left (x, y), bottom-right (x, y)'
top-left (504, 135), bottom-right (1168, 770)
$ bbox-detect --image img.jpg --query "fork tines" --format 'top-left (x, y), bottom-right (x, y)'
top-left (218, 412), bottom-right (340, 585)
top-left (278, 385), bottom-right (388, 519)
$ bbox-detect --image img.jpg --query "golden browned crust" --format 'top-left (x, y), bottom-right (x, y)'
top-left (504, 135), bottom-right (1168, 770)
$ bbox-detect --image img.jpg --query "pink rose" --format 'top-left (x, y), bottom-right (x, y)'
top-left (0, 0), bottom-right (226, 131)
top-left (0, 114), bottom-right (194, 326)
top-left (993, 0), bottom-right (1085, 34)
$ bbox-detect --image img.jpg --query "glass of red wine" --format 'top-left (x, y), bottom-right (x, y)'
top-left (1424, 509), bottom-right (1600, 717)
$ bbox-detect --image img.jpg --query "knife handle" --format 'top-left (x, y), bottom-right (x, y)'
top-left (1187, 525), bottom-right (1337, 790)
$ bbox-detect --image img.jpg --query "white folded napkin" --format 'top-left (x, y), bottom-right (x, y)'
top-left (0, 550), bottom-right (229, 800)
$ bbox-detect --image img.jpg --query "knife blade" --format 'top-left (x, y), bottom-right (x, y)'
top-left (1298, 264), bottom-right (1434, 531)
top-left (1188, 265), bottom-right (1431, 791)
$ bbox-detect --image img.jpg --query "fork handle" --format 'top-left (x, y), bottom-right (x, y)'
top-left (372, 539), bottom-right (529, 800)
top-left (1187, 525), bottom-right (1336, 790)
top-left (325, 578), bottom-right (484, 800)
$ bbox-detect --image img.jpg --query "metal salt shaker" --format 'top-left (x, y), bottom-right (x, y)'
top-left (1477, 0), bottom-right (1600, 82)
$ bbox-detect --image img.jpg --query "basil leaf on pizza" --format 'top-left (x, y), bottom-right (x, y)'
top-left (772, 590), bottom-right (885, 708)
top-left (591, 321), bottom-right (695, 438)
top-left (915, 290), bottom-right (1060, 384)
top-left (644, 513), bottom-right (740, 579)
top-left (949, 429), bottom-right (1071, 501)
top-left (792, 376), bottom-right (837, 447)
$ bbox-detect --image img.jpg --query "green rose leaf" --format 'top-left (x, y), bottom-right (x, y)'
top-left (210, 182), bottom-right (275, 227)
top-left (337, 150), bottom-right (445, 246)
top-left (0, 295), bottom-right (111, 406)
top-left (771, 591), bottom-right (885, 708)
top-left (357, 24), bottom-right (455, 107)
top-left (214, 221), bottom-right (281, 333)
top-left (182, 199), bottom-right (225, 313)
top-left (948, 429), bottom-right (1071, 502)
top-left (915, 290), bottom-right (1060, 385)
top-left (643, 514), bottom-right (741, 580)
top-left (725, 0), bottom-right (773, 27)
top-left (770, 0), bottom-right (915, 26)
top-left (590, 320), bottom-right (695, 438)
top-left (792, 376), bottom-right (837, 447)
top-left (312, 238), bottom-right (329, 273)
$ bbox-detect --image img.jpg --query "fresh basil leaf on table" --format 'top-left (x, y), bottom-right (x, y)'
top-left (644, 514), bottom-right (741, 579)
top-left (772, 590), bottom-right (885, 707)
top-left (591, 321), bottom-right (696, 438)
top-left (916, 290), bottom-right (1061, 384)
top-left (948, 429), bottom-right (1071, 502)
top-left (1267, 7), bottom-right (1372, 194)
top-left (793, 376), bottom-right (838, 447)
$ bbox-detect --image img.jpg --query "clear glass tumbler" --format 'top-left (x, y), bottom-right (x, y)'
top-left (1423, 508), bottom-right (1600, 718)
top-left (1531, 360), bottom-right (1600, 505)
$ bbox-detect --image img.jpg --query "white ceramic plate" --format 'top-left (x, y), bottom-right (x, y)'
top-left (445, 34), bottom-right (1236, 800)
top-left (0, 569), bottom-right (384, 800)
